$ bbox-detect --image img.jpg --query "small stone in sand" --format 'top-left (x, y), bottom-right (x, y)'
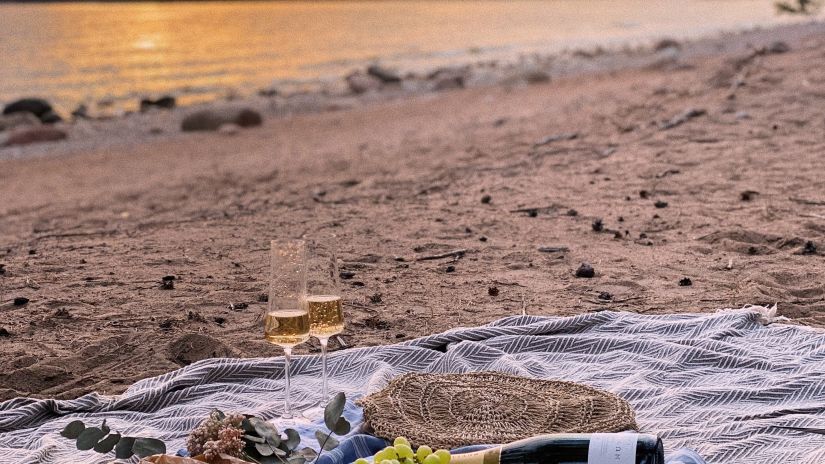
top-left (229, 302), bottom-right (248, 311)
top-left (598, 291), bottom-right (613, 301)
top-left (140, 96), bottom-right (176, 112)
top-left (13, 297), bottom-right (29, 306)
top-left (639, 190), bottom-right (650, 199)
top-left (0, 327), bottom-right (10, 337)
top-left (740, 190), bottom-right (759, 201)
top-left (339, 271), bottom-right (356, 280)
top-left (2, 98), bottom-right (54, 122)
top-left (481, 194), bottom-right (492, 204)
top-left (445, 265), bottom-right (455, 273)
top-left (213, 317), bottom-right (226, 325)
top-left (679, 277), bottom-right (693, 286)
top-left (369, 293), bottom-right (383, 304)
top-left (527, 209), bottom-right (538, 217)
top-left (181, 107), bottom-right (262, 132)
top-left (592, 218), bottom-right (604, 232)
top-left (567, 209), bottom-right (578, 216)
top-left (576, 263), bottom-right (595, 278)
top-left (767, 41), bottom-right (790, 54)
top-left (488, 286), bottom-right (499, 296)
top-left (160, 275), bottom-right (175, 290)
top-left (801, 241), bottom-right (817, 255)
top-left (346, 71), bottom-right (382, 94)
top-left (367, 65), bottom-right (402, 83)
top-left (654, 200), bottom-right (669, 208)
top-left (479, 236), bottom-right (488, 242)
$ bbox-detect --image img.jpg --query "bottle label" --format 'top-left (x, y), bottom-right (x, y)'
top-left (449, 447), bottom-right (502, 464)
top-left (588, 433), bottom-right (638, 464)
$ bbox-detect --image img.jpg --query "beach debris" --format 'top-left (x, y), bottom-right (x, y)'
top-left (71, 104), bottom-right (90, 119)
top-left (659, 107), bottom-right (706, 130)
top-left (523, 68), bottom-right (551, 84)
top-left (0, 112), bottom-right (40, 132)
top-left (13, 297), bottom-right (29, 306)
top-left (350, 281), bottom-right (365, 287)
top-left (481, 194), bottom-right (492, 204)
top-left (430, 68), bottom-right (466, 91)
top-left (0, 328), bottom-right (10, 337)
top-left (367, 64), bottom-right (402, 83)
top-left (257, 293), bottom-right (268, 302)
top-left (369, 293), bottom-right (383, 303)
top-left (2, 97), bottom-right (61, 123)
top-left (158, 319), bottom-right (174, 330)
top-left (598, 291), bottom-right (613, 301)
top-left (160, 275), bottom-right (175, 290)
top-left (592, 218), bottom-right (604, 232)
top-left (740, 190), bottom-right (760, 201)
top-left (479, 236), bottom-right (488, 242)
top-left (2, 126), bottom-right (66, 146)
top-left (187, 311), bottom-right (207, 323)
top-left (567, 209), bottom-right (578, 216)
top-left (345, 71), bottom-right (383, 94)
top-left (0, 264), bottom-right (5, 275)
top-left (679, 277), bottom-right (693, 286)
top-left (575, 263), bottom-right (595, 278)
top-left (228, 302), bottom-right (248, 311)
top-left (139, 96), bottom-right (176, 112)
top-left (639, 190), bottom-right (650, 199)
top-left (654, 38), bottom-right (681, 52)
top-left (181, 107), bottom-right (262, 131)
top-left (339, 271), bottom-right (356, 279)
top-left (415, 249), bottom-right (467, 261)
top-left (488, 286), bottom-right (499, 296)
top-left (798, 241), bottom-right (818, 255)
top-left (534, 132), bottom-right (578, 147)
top-left (213, 316), bottom-right (226, 325)
top-left (654, 200), bottom-right (669, 208)
top-left (445, 265), bottom-right (455, 273)
top-left (53, 308), bottom-right (72, 319)
top-left (538, 246), bottom-right (569, 253)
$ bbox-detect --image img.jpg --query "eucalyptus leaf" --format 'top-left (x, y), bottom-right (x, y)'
top-left (323, 392), bottom-right (346, 431)
top-left (100, 419), bottom-right (110, 436)
top-left (76, 427), bottom-right (106, 451)
top-left (60, 420), bottom-right (85, 439)
top-left (288, 456), bottom-right (307, 464)
top-left (332, 417), bottom-right (351, 436)
top-left (274, 447), bottom-right (288, 456)
top-left (245, 434), bottom-right (266, 444)
top-left (253, 419), bottom-right (280, 444)
top-left (255, 443), bottom-right (275, 456)
top-left (284, 428), bottom-right (301, 451)
top-left (298, 447), bottom-right (318, 460)
top-left (115, 437), bottom-right (136, 459)
top-left (132, 437), bottom-right (166, 458)
top-left (259, 456), bottom-right (281, 464)
top-left (93, 433), bottom-right (121, 453)
top-left (314, 430), bottom-right (339, 451)
top-left (242, 418), bottom-right (255, 433)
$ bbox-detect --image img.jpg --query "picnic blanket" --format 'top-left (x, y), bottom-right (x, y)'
top-left (1, 307), bottom-right (823, 463)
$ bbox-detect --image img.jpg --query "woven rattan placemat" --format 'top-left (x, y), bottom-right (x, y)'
top-left (359, 372), bottom-right (637, 448)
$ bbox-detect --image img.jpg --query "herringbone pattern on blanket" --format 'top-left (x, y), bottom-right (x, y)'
top-left (0, 309), bottom-right (822, 463)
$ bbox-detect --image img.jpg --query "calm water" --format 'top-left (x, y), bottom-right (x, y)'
top-left (0, 1), bottom-right (804, 112)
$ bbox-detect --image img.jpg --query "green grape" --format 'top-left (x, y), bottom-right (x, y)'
top-left (423, 454), bottom-right (441, 464)
top-left (434, 450), bottom-right (451, 464)
top-left (383, 446), bottom-right (399, 460)
top-left (355, 459), bottom-right (370, 464)
top-left (394, 437), bottom-right (411, 447)
top-left (380, 460), bottom-right (394, 464)
top-left (416, 445), bottom-right (433, 463)
top-left (395, 444), bottom-right (414, 460)
top-left (374, 450), bottom-right (391, 463)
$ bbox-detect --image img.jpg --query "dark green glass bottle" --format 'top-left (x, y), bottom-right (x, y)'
top-left (449, 433), bottom-right (665, 464)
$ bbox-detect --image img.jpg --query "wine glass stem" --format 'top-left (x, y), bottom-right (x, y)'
top-left (320, 337), bottom-right (329, 405)
top-left (283, 346), bottom-right (293, 418)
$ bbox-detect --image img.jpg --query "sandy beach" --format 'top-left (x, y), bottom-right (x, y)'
top-left (2, 21), bottom-right (825, 403)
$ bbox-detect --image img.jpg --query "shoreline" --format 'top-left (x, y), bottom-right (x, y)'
top-left (2, 20), bottom-right (824, 161)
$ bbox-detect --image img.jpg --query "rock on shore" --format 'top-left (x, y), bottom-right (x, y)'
top-left (2, 98), bottom-right (62, 124)
top-left (181, 107), bottom-right (263, 132)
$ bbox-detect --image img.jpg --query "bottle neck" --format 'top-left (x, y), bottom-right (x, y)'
top-left (449, 447), bottom-right (502, 464)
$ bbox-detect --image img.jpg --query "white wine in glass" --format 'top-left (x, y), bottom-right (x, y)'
top-left (266, 239), bottom-right (309, 420)
top-left (307, 295), bottom-right (344, 337)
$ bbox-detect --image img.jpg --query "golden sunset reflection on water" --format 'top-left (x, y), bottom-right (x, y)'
top-left (0, 0), bottom-right (805, 111)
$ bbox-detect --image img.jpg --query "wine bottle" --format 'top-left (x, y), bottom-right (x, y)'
top-left (449, 433), bottom-right (665, 464)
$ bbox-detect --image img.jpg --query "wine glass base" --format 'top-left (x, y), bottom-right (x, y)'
top-left (300, 404), bottom-right (326, 423)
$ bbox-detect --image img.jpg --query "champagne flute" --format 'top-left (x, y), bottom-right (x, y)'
top-left (306, 240), bottom-right (345, 407)
top-left (264, 239), bottom-right (310, 420)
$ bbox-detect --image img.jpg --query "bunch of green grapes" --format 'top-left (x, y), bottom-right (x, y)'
top-left (354, 437), bottom-right (451, 464)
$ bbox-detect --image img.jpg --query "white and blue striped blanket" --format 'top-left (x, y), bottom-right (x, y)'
top-left (0, 309), bottom-right (823, 463)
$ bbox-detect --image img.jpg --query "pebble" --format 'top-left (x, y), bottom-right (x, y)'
top-left (639, 190), bottom-right (650, 199)
top-left (369, 293), bottom-right (383, 304)
top-left (488, 286), bottom-right (499, 296)
top-left (3, 126), bottom-right (67, 146)
top-left (481, 194), bottom-right (492, 204)
top-left (598, 291), bottom-right (613, 301)
top-left (140, 96), bottom-right (176, 112)
top-left (339, 271), bottom-right (356, 280)
top-left (181, 107), bottom-right (262, 132)
top-left (2, 98), bottom-right (56, 123)
top-left (740, 190), bottom-right (759, 201)
top-left (654, 200), bottom-right (669, 208)
top-left (445, 265), bottom-right (455, 273)
top-left (229, 302), bottom-right (248, 311)
top-left (213, 317), bottom-right (227, 325)
top-left (592, 219), bottom-right (604, 232)
top-left (801, 241), bottom-right (817, 255)
top-left (575, 263), bottom-right (595, 278)
top-left (679, 277), bottom-right (693, 286)
top-left (567, 209), bottom-right (578, 216)
top-left (367, 65), bottom-right (402, 83)
top-left (345, 71), bottom-right (383, 94)
top-left (0, 327), bottom-right (10, 337)
top-left (767, 41), bottom-right (790, 54)
top-left (13, 297), bottom-right (29, 306)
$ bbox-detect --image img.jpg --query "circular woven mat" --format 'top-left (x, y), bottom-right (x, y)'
top-left (359, 372), bottom-right (637, 448)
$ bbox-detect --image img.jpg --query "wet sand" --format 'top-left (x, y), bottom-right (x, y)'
top-left (1, 22), bottom-right (825, 402)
